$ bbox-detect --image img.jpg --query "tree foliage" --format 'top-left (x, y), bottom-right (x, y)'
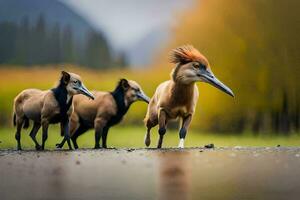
top-left (0, 14), bottom-right (115, 68)
top-left (167, 0), bottom-right (300, 133)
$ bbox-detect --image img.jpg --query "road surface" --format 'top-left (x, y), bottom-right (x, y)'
top-left (0, 147), bottom-right (300, 200)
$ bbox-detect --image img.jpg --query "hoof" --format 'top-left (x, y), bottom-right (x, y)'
top-left (55, 143), bottom-right (63, 149)
top-left (145, 140), bottom-right (151, 147)
top-left (94, 145), bottom-right (100, 149)
top-left (204, 143), bottom-right (214, 149)
top-left (144, 135), bottom-right (151, 147)
top-left (35, 145), bottom-right (43, 151)
top-left (17, 147), bottom-right (22, 151)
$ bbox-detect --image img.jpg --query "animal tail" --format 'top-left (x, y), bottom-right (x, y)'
top-left (12, 112), bottom-right (29, 129)
top-left (23, 116), bottom-right (29, 129)
top-left (13, 92), bottom-right (29, 129)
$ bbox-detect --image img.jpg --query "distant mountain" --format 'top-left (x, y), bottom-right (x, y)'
top-left (0, 0), bottom-right (115, 68)
top-left (0, 0), bottom-right (94, 41)
top-left (127, 26), bottom-right (170, 67)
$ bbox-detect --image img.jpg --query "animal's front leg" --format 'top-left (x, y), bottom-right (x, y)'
top-left (29, 122), bottom-right (42, 150)
top-left (63, 120), bottom-right (73, 150)
top-left (157, 109), bottom-right (167, 148)
top-left (56, 122), bottom-right (66, 149)
top-left (178, 114), bottom-right (192, 148)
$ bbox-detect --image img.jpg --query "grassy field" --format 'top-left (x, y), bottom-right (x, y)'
top-left (1, 67), bottom-right (299, 148)
top-left (1, 125), bottom-right (300, 149)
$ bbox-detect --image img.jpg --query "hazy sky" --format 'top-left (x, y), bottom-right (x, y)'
top-left (61, 0), bottom-right (193, 51)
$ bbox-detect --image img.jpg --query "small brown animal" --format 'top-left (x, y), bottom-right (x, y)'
top-left (13, 71), bottom-right (94, 150)
top-left (144, 45), bottom-right (234, 148)
top-left (56, 78), bottom-right (149, 149)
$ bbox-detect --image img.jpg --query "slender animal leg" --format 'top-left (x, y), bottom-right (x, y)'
top-left (71, 125), bottom-right (89, 149)
top-left (56, 116), bottom-right (79, 149)
top-left (15, 118), bottom-right (24, 150)
top-left (94, 118), bottom-right (107, 149)
top-left (63, 120), bottom-right (73, 150)
top-left (178, 114), bottom-right (192, 148)
top-left (101, 126), bottom-right (109, 149)
top-left (55, 122), bottom-right (68, 149)
top-left (56, 137), bottom-right (67, 149)
top-left (29, 122), bottom-right (41, 150)
top-left (144, 119), bottom-right (157, 147)
top-left (157, 109), bottom-right (167, 148)
top-left (41, 120), bottom-right (49, 150)
top-left (94, 127), bottom-right (102, 149)
top-left (145, 127), bottom-right (152, 147)
top-left (60, 121), bottom-right (64, 137)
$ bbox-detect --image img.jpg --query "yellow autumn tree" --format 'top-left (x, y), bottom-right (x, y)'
top-left (163, 0), bottom-right (300, 133)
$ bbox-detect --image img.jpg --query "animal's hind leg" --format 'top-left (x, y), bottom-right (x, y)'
top-left (41, 120), bottom-right (49, 150)
top-left (71, 125), bottom-right (89, 149)
top-left (157, 109), bottom-right (167, 148)
top-left (94, 118), bottom-right (107, 149)
top-left (101, 126), bottom-right (109, 149)
top-left (15, 118), bottom-right (24, 150)
top-left (29, 122), bottom-right (41, 150)
top-left (56, 137), bottom-right (66, 149)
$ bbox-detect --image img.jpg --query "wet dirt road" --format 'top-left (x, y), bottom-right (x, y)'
top-left (0, 147), bottom-right (300, 200)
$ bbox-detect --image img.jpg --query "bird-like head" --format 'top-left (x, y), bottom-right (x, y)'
top-left (170, 45), bottom-right (234, 97)
top-left (117, 78), bottom-right (150, 104)
top-left (60, 71), bottom-right (95, 100)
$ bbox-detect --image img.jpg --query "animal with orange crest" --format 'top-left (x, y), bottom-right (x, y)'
top-left (144, 45), bottom-right (234, 148)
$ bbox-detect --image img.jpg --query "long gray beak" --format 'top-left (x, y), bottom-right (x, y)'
top-left (136, 92), bottom-right (150, 103)
top-left (77, 84), bottom-right (95, 100)
top-left (200, 70), bottom-right (234, 97)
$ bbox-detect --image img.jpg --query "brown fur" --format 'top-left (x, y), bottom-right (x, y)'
top-left (144, 45), bottom-right (219, 148)
top-left (13, 71), bottom-right (94, 150)
top-left (56, 79), bottom-right (149, 149)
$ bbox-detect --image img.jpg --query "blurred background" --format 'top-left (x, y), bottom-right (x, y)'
top-left (0, 0), bottom-right (299, 148)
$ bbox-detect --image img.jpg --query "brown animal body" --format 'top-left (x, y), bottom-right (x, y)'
top-left (13, 71), bottom-right (94, 150)
top-left (144, 45), bottom-right (234, 148)
top-left (56, 79), bottom-right (149, 149)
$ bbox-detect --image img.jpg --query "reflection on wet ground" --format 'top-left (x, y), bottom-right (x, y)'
top-left (0, 148), bottom-right (300, 200)
top-left (157, 151), bottom-right (191, 200)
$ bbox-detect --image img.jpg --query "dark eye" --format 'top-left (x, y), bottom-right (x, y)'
top-left (193, 63), bottom-right (199, 68)
top-left (73, 80), bottom-right (78, 84)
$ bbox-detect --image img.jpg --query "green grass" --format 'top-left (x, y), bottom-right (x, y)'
top-left (1, 126), bottom-right (300, 150)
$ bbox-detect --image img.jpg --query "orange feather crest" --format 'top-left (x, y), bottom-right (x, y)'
top-left (169, 45), bottom-right (207, 64)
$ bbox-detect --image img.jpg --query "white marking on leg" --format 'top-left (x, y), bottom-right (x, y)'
top-left (178, 138), bottom-right (185, 148)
